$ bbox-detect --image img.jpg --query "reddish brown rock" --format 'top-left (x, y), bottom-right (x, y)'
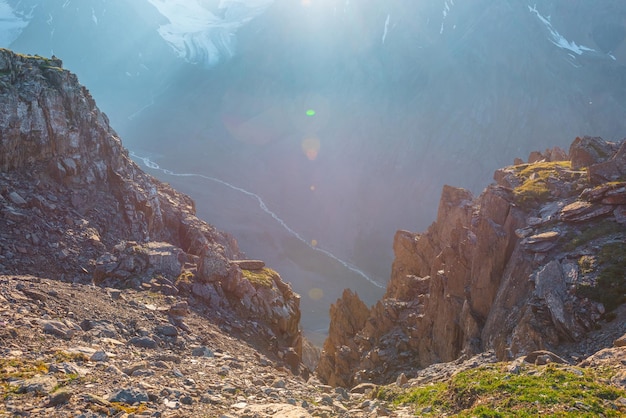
top-left (316, 289), bottom-right (370, 387)
top-left (318, 136), bottom-right (626, 386)
top-left (569, 136), bottom-right (617, 170)
top-left (587, 141), bottom-right (626, 184)
top-left (560, 201), bottom-right (613, 222)
top-left (0, 49), bottom-right (303, 375)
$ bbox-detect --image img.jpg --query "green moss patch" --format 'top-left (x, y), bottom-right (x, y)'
top-left (379, 363), bottom-right (626, 417)
top-left (512, 161), bottom-right (585, 207)
top-left (0, 358), bottom-right (48, 380)
top-left (241, 267), bottom-right (279, 288)
top-left (577, 242), bottom-right (626, 311)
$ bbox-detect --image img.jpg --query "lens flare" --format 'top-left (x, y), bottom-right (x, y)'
top-left (308, 288), bottom-right (324, 300)
top-left (306, 109), bottom-right (316, 116)
top-left (310, 185), bottom-right (316, 191)
top-left (301, 137), bottom-right (320, 161)
top-left (311, 239), bottom-right (318, 247)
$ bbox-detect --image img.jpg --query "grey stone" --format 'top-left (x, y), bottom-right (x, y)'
top-left (90, 350), bottom-right (108, 362)
top-left (230, 259), bottom-right (265, 270)
top-left (191, 346), bottom-right (214, 357)
top-left (17, 375), bottom-right (58, 395)
top-left (108, 387), bottom-right (150, 404)
top-left (8, 191), bottom-right (27, 206)
top-left (47, 389), bottom-right (73, 406)
top-left (350, 383), bottom-right (376, 394)
top-left (128, 336), bottom-right (157, 349)
top-left (43, 320), bottom-right (75, 339)
top-left (156, 324), bottom-right (178, 337)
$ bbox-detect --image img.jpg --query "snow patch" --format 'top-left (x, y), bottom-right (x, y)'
top-left (382, 14), bottom-right (390, 44)
top-left (147, 0), bottom-right (274, 67)
top-left (529, 4), bottom-right (595, 56)
top-left (0, 0), bottom-right (30, 46)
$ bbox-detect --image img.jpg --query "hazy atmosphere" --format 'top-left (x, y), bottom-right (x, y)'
top-left (4, 0), bottom-right (626, 342)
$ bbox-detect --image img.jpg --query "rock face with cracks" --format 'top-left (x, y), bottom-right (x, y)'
top-left (0, 48), bottom-right (303, 370)
top-left (318, 136), bottom-right (626, 387)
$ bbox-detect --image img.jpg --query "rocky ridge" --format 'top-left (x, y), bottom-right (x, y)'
top-left (317, 135), bottom-right (626, 388)
top-left (1, 47), bottom-right (626, 416)
top-left (0, 48), bottom-right (303, 377)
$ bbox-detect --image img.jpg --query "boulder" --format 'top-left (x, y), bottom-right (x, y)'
top-left (588, 140), bottom-right (626, 184)
top-left (521, 230), bottom-right (560, 253)
top-left (231, 259), bottom-right (265, 270)
top-left (569, 136), bottom-right (616, 169)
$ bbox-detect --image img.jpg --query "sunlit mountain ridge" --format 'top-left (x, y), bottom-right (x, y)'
top-left (2, 0), bottom-right (626, 339)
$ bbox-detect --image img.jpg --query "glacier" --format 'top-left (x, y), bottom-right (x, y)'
top-left (0, 0), bottom-right (30, 46)
top-left (147, 0), bottom-right (274, 67)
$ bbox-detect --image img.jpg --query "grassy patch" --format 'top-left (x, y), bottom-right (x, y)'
top-left (111, 402), bottom-right (149, 414)
top-left (388, 363), bottom-right (626, 416)
top-left (40, 65), bottom-right (63, 72)
top-left (1, 358), bottom-right (49, 400)
top-left (577, 242), bottom-right (626, 311)
top-left (0, 358), bottom-right (48, 380)
top-left (511, 161), bottom-right (585, 207)
top-left (53, 351), bottom-right (89, 363)
top-left (175, 270), bottom-right (194, 287)
top-left (578, 255), bottom-right (596, 274)
top-left (241, 267), bottom-right (279, 288)
top-left (394, 382), bottom-right (451, 414)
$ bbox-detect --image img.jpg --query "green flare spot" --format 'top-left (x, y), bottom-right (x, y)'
top-left (306, 109), bottom-right (316, 117)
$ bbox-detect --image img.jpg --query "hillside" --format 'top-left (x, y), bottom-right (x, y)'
top-left (1, 49), bottom-right (626, 417)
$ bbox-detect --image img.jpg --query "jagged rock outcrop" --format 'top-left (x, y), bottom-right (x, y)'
top-left (317, 135), bottom-right (626, 387)
top-left (316, 290), bottom-right (370, 387)
top-left (0, 49), bottom-right (303, 370)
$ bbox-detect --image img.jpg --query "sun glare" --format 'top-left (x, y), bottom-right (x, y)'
top-left (301, 137), bottom-right (321, 160)
top-left (308, 288), bottom-right (324, 300)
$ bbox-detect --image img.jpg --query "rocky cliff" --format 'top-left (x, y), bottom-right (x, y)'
top-left (0, 48), bottom-right (303, 371)
top-left (317, 136), bottom-right (626, 387)
top-left (1, 48), bottom-right (625, 416)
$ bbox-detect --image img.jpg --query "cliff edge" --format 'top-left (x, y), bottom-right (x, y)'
top-left (318, 136), bottom-right (626, 387)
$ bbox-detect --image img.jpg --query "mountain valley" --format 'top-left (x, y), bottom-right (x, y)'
top-left (0, 48), bottom-right (626, 417)
top-left (5, 0), bottom-right (626, 337)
